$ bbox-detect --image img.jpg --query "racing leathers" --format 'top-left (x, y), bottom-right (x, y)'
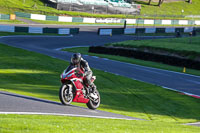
top-left (67, 57), bottom-right (96, 93)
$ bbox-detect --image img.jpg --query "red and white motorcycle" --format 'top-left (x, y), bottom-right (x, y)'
top-left (59, 67), bottom-right (100, 109)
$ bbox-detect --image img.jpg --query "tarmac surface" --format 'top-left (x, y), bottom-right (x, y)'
top-left (0, 91), bottom-right (142, 120)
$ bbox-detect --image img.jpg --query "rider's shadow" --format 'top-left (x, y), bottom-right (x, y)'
top-left (0, 91), bottom-right (92, 110)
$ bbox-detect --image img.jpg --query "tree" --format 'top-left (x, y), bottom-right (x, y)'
top-left (158, 0), bottom-right (164, 7)
top-left (148, 0), bottom-right (152, 5)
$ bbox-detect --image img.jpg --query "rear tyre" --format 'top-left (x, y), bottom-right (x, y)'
top-left (86, 89), bottom-right (100, 110)
top-left (59, 84), bottom-right (73, 105)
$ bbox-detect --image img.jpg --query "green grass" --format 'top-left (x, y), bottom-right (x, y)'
top-left (135, 0), bottom-right (200, 16)
top-left (128, 32), bottom-right (191, 36)
top-left (0, 43), bottom-right (200, 132)
top-left (0, 0), bottom-right (200, 19)
top-left (107, 36), bottom-right (200, 59)
top-left (0, 114), bottom-right (199, 133)
top-left (62, 46), bottom-right (200, 76)
top-left (0, 19), bottom-right (26, 24)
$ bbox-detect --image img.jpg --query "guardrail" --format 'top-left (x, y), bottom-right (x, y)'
top-left (0, 25), bottom-right (79, 35)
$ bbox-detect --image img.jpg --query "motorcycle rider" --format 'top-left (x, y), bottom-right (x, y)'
top-left (67, 53), bottom-right (96, 93)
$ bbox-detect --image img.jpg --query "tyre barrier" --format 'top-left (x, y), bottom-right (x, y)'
top-left (89, 46), bottom-right (200, 70)
top-left (0, 25), bottom-right (79, 35)
top-left (98, 27), bottom-right (197, 35)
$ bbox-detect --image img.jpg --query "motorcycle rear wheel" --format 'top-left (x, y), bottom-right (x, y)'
top-left (59, 84), bottom-right (73, 105)
top-left (86, 89), bottom-right (100, 110)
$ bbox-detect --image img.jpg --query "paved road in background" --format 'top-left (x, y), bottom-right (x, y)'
top-left (0, 30), bottom-right (199, 97)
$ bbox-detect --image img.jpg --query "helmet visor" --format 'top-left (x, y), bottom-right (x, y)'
top-left (72, 58), bottom-right (79, 65)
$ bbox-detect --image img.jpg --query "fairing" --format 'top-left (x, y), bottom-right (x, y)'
top-left (60, 67), bottom-right (90, 103)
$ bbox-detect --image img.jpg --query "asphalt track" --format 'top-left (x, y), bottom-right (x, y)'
top-left (0, 91), bottom-right (142, 120)
top-left (0, 25), bottom-right (200, 122)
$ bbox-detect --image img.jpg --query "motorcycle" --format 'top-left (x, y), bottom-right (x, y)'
top-left (59, 67), bottom-right (100, 110)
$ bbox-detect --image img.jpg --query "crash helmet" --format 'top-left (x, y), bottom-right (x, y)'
top-left (71, 53), bottom-right (81, 65)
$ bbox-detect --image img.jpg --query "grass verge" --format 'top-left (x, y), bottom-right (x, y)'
top-left (135, 0), bottom-right (200, 16)
top-left (0, 114), bottom-right (199, 133)
top-left (107, 36), bottom-right (200, 59)
top-left (0, 19), bottom-right (26, 24)
top-left (0, 43), bottom-right (200, 132)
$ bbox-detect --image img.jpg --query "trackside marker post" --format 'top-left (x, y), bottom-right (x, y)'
top-left (183, 67), bottom-right (186, 73)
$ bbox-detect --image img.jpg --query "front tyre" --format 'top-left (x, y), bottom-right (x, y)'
top-left (86, 89), bottom-right (100, 110)
top-left (59, 84), bottom-right (73, 105)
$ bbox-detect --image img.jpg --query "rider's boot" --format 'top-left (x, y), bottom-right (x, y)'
top-left (89, 84), bottom-right (96, 94)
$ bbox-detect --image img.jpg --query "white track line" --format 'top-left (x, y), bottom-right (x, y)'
top-left (0, 112), bottom-right (139, 121)
top-left (185, 122), bottom-right (200, 125)
top-left (162, 86), bottom-right (200, 98)
top-left (55, 45), bottom-right (89, 51)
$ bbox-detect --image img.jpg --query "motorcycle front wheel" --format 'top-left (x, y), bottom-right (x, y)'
top-left (59, 84), bottom-right (73, 105)
top-left (86, 89), bottom-right (100, 110)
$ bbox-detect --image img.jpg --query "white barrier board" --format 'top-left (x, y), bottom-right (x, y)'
top-left (99, 29), bottom-right (112, 35)
top-left (145, 28), bottom-right (156, 33)
top-left (126, 19), bottom-right (136, 24)
top-left (28, 27), bottom-right (43, 33)
top-left (124, 28), bottom-right (136, 34)
top-left (179, 20), bottom-right (188, 25)
top-left (112, 19), bottom-right (121, 23)
top-left (58, 28), bottom-right (70, 34)
top-left (96, 19), bottom-right (105, 23)
top-left (31, 14), bottom-right (46, 21)
top-left (83, 18), bottom-right (96, 23)
top-left (0, 25), bottom-right (15, 32)
top-left (162, 20), bottom-right (171, 25)
top-left (165, 28), bottom-right (175, 33)
top-left (184, 27), bottom-right (193, 33)
top-left (58, 16), bottom-right (73, 22)
top-left (195, 20), bottom-right (200, 25)
top-left (96, 18), bottom-right (121, 23)
top-left (144, 20), bottom-right (154, 25)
